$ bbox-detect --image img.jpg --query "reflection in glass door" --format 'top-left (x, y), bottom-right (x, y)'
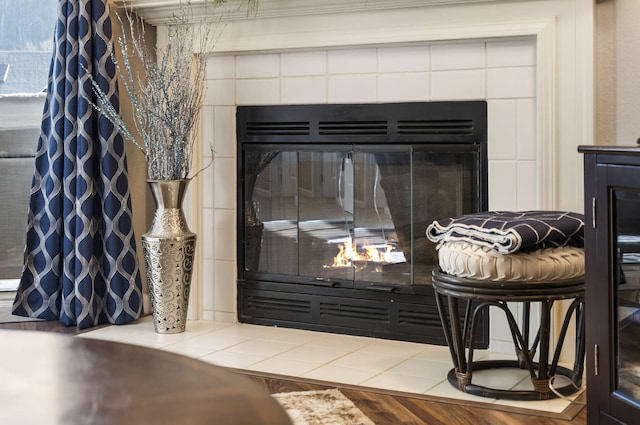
top-left (298, 150), bottom-right (354, 281)
top-left (614, 189), bottom-right (640, 404)
top-left (243, 145), bottom-right (480, 290)
top-left (353, 151), bottom-right (410, 285)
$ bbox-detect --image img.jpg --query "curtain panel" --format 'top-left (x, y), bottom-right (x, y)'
top-left (12, 0), bottom-right (143, 328)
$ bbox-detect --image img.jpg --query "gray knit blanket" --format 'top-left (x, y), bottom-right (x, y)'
top-left (426, 211), bottom-right (585, 254)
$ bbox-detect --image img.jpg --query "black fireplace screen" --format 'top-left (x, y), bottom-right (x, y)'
top-left (237, 102), bottom-right (488, 344)
top-left (243, 147), bottom-right (480, 288)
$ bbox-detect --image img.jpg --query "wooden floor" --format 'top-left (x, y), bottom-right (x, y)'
top-left (0, 320), bottom-right (586, 425)
top-left (240, 371), bottom-right (586, 425)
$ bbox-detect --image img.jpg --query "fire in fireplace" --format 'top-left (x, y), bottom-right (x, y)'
top-left (236, 102), bottom-right (489, 345)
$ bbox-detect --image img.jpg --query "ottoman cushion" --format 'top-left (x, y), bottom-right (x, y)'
top-left (437, 241), bottom-right (585, 281)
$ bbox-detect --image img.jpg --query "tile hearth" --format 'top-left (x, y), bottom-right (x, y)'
top-left (80, 316), bottom-right (583, 415)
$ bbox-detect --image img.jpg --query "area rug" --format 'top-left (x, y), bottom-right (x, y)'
top-left (273, 389), bottom-right (375, 425)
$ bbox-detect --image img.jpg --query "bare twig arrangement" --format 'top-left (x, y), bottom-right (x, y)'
top-left (88, 0), bottom-right (258, 180)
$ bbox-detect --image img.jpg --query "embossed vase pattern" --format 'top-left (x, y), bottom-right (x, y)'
top-left (142, 179), bottom-right (197, 333)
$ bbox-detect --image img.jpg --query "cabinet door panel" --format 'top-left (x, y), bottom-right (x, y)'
top-left (599, 164), bottom-right (640, 423)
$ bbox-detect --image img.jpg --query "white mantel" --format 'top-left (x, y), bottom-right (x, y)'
top-left (123, 0), bottom-right (535, 24)
top-left (123, 0), bottom-right (596, 355)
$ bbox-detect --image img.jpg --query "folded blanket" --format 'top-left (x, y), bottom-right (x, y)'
top-left (426, 211), bottom-right (585, 254)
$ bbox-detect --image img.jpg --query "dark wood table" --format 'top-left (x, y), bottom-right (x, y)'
top-left (0, 330), bottom-right (292, 424)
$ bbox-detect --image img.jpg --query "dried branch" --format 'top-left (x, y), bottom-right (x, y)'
top-left (86, 0), bottom-right (258, 180)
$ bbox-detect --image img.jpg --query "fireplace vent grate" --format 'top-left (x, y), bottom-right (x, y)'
top-left (238, 102), bottom-right (487, 144)
top-left (397, 119), bottom-right (474, 135)
top-left (247, 294), bottom-right (312, 314)
top-left (319, 121), bottom-right (388, 135)
top-left (398, 309), bottom-right (443, 326)
top-left (320, 302), bottom-right (389, 322)
top-left (246, 121), bottom-right (310, 136)
top-left (237, 281), bottom-right (489, 346)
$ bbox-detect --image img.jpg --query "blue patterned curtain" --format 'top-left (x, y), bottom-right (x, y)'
top-left (12, 0), bottom-right (143, 329)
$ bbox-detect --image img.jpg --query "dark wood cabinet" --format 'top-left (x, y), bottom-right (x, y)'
top-left (580, 146), bottom-right (640, 424)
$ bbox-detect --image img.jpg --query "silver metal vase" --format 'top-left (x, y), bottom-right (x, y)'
top-left (141, 179), bottom-right (197, 333)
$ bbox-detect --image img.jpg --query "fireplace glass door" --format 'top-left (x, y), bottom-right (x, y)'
top-left (236, 102), bottom-right (488, 344)
top-left (242, 145), bottom-right (480, 291)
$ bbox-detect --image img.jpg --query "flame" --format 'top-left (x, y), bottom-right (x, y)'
top-left (329, 238), bottom-right (397, 267)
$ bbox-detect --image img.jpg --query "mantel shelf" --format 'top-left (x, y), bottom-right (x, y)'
top-left (118, 0), bottom-right (530, 26)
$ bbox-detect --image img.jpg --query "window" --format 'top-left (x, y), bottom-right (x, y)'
top-left (0, 0), bottom-right (57, 290)
top-left (0, 0), bottom-right (57, 94)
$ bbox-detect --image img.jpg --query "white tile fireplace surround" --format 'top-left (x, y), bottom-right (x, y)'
top-left (131, 0), bottom-right (595, 355)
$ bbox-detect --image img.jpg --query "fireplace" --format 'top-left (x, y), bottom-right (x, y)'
top-left (129, 0), bottom-right (594, 359)
top-left (237, 101), bottom-right (489, 345)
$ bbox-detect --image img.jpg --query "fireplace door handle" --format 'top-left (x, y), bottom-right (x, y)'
top-left (311, 277), bottom-right (339, 287)
top-left (365, 285), bottom-right (397, 292)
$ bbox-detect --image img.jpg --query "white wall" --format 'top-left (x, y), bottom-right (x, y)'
top-left (597, 0), bottom-right (640, 146)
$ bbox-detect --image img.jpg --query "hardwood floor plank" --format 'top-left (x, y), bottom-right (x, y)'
top-left (342, 390), bottom-right (430, 425)
top-left (239, 371), bottom-right (586, 425)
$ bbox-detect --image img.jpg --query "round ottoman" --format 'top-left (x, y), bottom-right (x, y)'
top-left (431, 242), bottom-right (585, 400)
